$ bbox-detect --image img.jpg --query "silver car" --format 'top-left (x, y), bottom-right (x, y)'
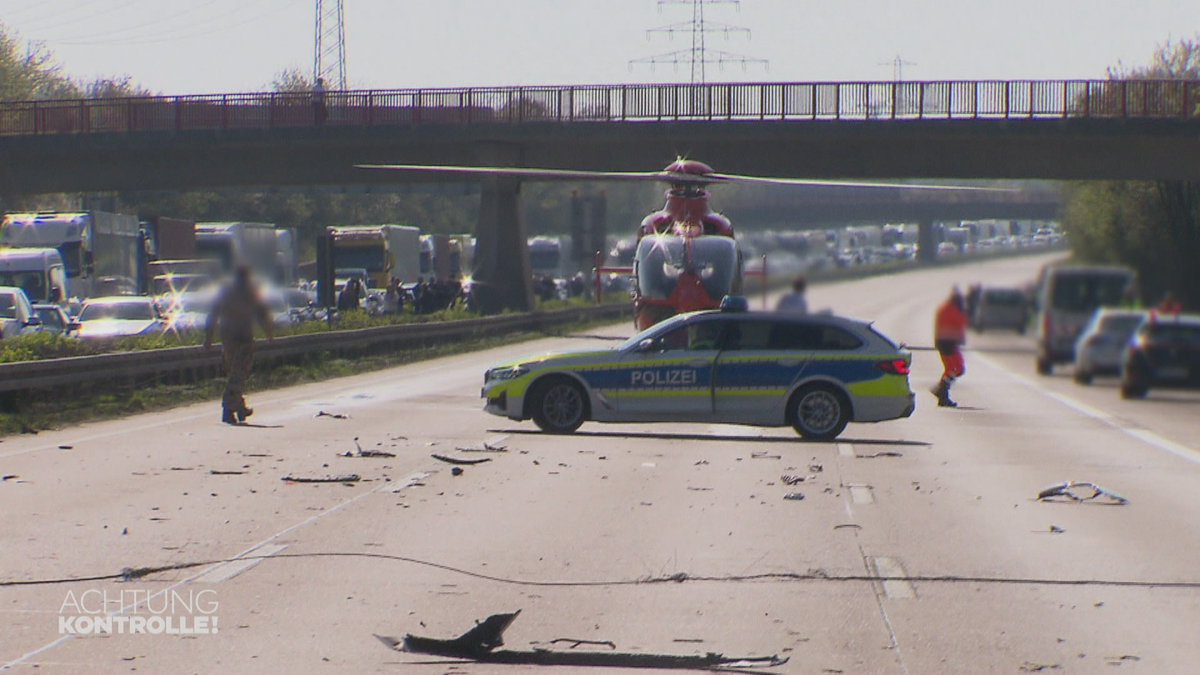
top-left (0, 286), bottom-right (43, 339)
top-left (1073, 309), bottom-right (1146, 384)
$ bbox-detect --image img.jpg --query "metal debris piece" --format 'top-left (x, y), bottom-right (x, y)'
top-left (783, 492), bottom-right (805, 501)
top-left (384, 610), bottom-right (788, 669)
top-left (781, 474), bottom-right (815, 486)
top-left (281, 474), bottom-right (361, 483)
top-left (1019, 663), bottom-right (1061, 672)
top-left (432, 454), bottom-right (492, 466)
top-left (808, 464), bottom-right (824, 473)
top-left (209, 470), bottom-right (246, 475)
top-left (859, 451), bottom-right (903, 459)
top-left (314, 411), bottom-right (349, 420)
top-left (458, 442), bottom-right (508, 453)
top-left (751, 452), bottom-right (782, 460)
top-left (833, 523), bottom-right (861, 530)
top-left (1037, 482), bottom-right (1128, 505)
top-left (340, 438), bottom-right (396, 459)
top-left (1048, 525), bottom-right (1065, 534)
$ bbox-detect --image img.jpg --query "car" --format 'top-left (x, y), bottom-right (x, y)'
top-left (32, 303), bottom-right (73, 337)
top-left (0, 286), bottom-right (43, 339)
top-left (1073, 309), bottom-right (1147, 384)
top-left (972, 287), bottom-right (1029, 333)
top-left (73, 296), bottom-right (167, 340)
top-left (1119, 315), bottom-right (1200, 399)
top-left (481, 298), bottom-right (915, 440)
top-left (1034, 265), bottom-right (1135, 374)
top-left (161, 292), bottom-right (216, 333)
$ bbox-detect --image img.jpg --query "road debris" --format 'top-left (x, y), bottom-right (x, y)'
top-left (1104, 655), bottom-right (1140, 665)
top-left (432, 454), bottom-right (492, 466)
top-left (1037, 482), bottom-right (1128, 505)
top-left (340, 438), bottom-right (396, 459)
top-left (687, 486), bottom-right (713, 491)
top-left (451, 467), bottom-right (464, 476)
top-left (1048, 525), bottom-right (1065, 534)
top-left (833, 523), bottom-right (862, 530)
top-left (382, 610), bottom-right (788, 669)
top-left (781, 474), bottom-right (815, 486)
top-left (209, 470), bottom-right (246, 476)
top-left (1018, 662), bottom-right (1061, 672)
top-left (281, 474), bottom-right (361, 483)
top-left (538, 638), bottom-right (617, 650)
top-left (858, 451), bottom-right (903, 459)
top-left (808, 464), bottom-right (824, 473)
top-left (694, 460), bottom-right (709, 466)
top-left (58, 445), bottom-right (74, 450)
top-left (751, 452), bottom-right (782, 460)
top-left (1, 475), bottom-right (18, 482)
top-left (458, 442), bottom-right (508, 453)
top-left (783, 493), bottom-right (805, 501)
top-left (314, 411), bottom-right (350, 420)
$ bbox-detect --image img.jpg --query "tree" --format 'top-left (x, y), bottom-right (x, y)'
top-left (1062, 37), bottom-right (1200, 308)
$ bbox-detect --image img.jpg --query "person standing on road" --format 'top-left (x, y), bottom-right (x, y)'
top-left (204, 265), bottom-right (274, 425)
top-left (931, 287), bottom-right (969, 408)
top-left (776, 274), bottom-right (809, 313)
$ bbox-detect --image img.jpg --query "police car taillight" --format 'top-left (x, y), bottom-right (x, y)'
top-left (876, 359), bottom-right (910, 375)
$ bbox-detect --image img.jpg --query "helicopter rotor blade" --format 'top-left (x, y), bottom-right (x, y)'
top-left (704, 173), bottom-right (1013, 192)
top-left (356, 164), bottom-right (669, 182)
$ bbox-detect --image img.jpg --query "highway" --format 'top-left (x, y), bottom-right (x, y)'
top-left (3, 251), bottom-right (1199, 674)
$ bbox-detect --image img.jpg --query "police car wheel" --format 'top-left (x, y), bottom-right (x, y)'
top-left (530, 378), bottom-right (587, 434)
top-left (790, 384), bottom-right (850, 441)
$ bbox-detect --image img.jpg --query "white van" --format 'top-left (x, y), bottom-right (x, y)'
top-left (0, 248), bottom-right (68, 306)
top-left (1034, 265), bottom-right (1135, 374)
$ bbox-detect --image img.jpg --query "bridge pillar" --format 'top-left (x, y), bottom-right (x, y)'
top-left (918, 220), bottom-right (938, 263)
top-left (473, 174), bottom-right (534, 314)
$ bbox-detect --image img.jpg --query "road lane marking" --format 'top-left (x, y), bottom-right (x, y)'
top-left (387, 471), bottom-right (432, 493)
top-left (974, 353), bottom-right (1200, 467)
top-left (871, 557), bottom-right (916, 599)
top-left (849, 485), bottom-right (876, 505)
top-left (2, 466), bottom-right (432, 671)
top-left (837, 443), bottom-right (855, 458)
top-left (193, 544), bottom-right (288, 583)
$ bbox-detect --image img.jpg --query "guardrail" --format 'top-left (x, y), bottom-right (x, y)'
top-left (0, 304), bottom-right (629, 394)
top-left (2, 79), bottom-right (1198, 136)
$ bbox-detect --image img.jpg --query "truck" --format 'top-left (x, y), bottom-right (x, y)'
top-left (418, 233), bottom-right (464, 282)
top-left (0, 211), bottom-right (141, 300)
top-left (0, 248), bottom-right (69, 305)
top-left (194, 222), bottom-right (279, 281)
top-left (329, 225), bottom-right (421, 289)
top-left (275, 228), bottom-right (299, 287)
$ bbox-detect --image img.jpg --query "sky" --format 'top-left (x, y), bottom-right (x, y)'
top-left (0, 0), bottom-right (1196, 95)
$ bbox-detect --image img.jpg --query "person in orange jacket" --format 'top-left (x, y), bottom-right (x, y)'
top-left (932, 287), bottom-right (969, 408)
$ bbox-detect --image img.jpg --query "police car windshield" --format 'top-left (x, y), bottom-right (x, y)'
top-left (618, 314), bottom-right (691, 351)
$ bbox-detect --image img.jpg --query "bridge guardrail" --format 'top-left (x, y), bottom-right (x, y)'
top-left (0, 304), bottom-right (629, 394)
top-left (2, 79), bottom-right (1198, 136)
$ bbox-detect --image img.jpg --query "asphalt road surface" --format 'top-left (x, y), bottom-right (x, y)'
top-left (3, 252), bottom-right (1199, 674)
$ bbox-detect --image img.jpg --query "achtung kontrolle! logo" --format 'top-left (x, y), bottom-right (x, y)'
top-left (59, 589), bottom-right (218, 635)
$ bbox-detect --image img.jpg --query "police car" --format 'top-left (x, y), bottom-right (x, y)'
top-left (482, 297), bottom-right (915, 440)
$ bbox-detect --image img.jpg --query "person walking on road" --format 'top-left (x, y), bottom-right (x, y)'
top-left (204, 265), bottom-right (274, 425)
top-left (776, 274), bottom-right (809, 313)
top-left (931, 287), bottom-right (969, 408)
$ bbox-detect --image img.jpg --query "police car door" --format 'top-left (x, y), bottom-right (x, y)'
top-left (618, 317), bottom-right (724, 420)
top-left (713, 319), bottom-right (813, 425)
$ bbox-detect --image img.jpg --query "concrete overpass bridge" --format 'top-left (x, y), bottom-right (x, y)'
top-left (0, 79), bottom-right (1193, 310)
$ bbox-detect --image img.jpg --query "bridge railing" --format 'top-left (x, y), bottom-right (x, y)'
top-left (1, 79), bottom-right (1197, 135)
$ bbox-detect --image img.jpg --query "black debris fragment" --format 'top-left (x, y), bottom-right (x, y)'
top-left (859, 451), bottom-right (903, 459)
top-left (783, 493), bottom-right (805, 501)
top-left (384, 610), bottom-right (788, 670)
top-left (1037, 482), bottom-right (1128, 505)
top-left (58, 445), bottom-right (73, 450)
top-left (808, 464), bottom-right (823, 473)
top-left (451, 467), bottom-right (464, 476)
top-left (781, 475), bottom-right (815, 486)
top-left (209, 470), bottom-right (246, 476)
top-left (1, 475), bottom-right (18, 482)
top-left (432, 454), bottom-right (492, 466)
top-left (314, 411), bottom-right (350, 420)
top-left (341, 438), bottom-right (396, 458)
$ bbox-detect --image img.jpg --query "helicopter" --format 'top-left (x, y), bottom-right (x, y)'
top-left (359, 159), bottom-right (1000, 329)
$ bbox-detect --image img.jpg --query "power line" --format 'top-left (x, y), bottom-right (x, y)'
top-left (880, 54), bottom-right (917, 81)
top-left (56, 0), bottom-right (305, 47)
top-left (52, 0), bottom-right (222, 45)
top-left (630, 0), bottom-right (767, 84)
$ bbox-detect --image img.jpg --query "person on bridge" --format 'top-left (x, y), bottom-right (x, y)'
top-left (204, 264), bottom-right (274, 425)
top-left (775, 275), bottom-right (809, 314)
top-left (312, 77), bottom-right (327, 126)
top-left (931, 287), bottom-right (969, 408)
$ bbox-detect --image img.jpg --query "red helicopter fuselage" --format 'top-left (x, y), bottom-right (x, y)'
top-left (630, 160), bottom-right (742, 330)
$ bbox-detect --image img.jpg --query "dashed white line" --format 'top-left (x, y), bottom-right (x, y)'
top-left (837, 442), bottom-right (856, 458)
top-left (849, 485), bottom-right (876, 505)
top-left (871, 556), bottom-right (916, 599)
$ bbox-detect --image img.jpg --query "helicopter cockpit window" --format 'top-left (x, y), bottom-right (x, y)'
top-left (635, 236), bottom-right (739, 301)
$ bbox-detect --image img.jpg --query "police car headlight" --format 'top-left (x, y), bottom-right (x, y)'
top-left (486, 365), bottom-right (529, 382)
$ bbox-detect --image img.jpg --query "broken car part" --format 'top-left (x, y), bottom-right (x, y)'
top-left (1037, 482), bottom-right (1128, 505)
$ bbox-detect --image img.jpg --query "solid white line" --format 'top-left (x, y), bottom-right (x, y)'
top-left (1, 467), bottom-right (430, 671)
top-left (837, 442), bottom-right (856, 458)
top-left (973, 353), bottom-right (1200, 467)
top-left (192, 544), bottom-right (289, 584)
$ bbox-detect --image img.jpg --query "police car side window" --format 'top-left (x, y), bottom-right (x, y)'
top-left (768, 322), bottom-right (863, 351)
top-left (720, 321), bottom-right (772, 350)
top-left (657, 320), bottom-right (725, 351)
top-left (819, 327), bottom-right (863, 350)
